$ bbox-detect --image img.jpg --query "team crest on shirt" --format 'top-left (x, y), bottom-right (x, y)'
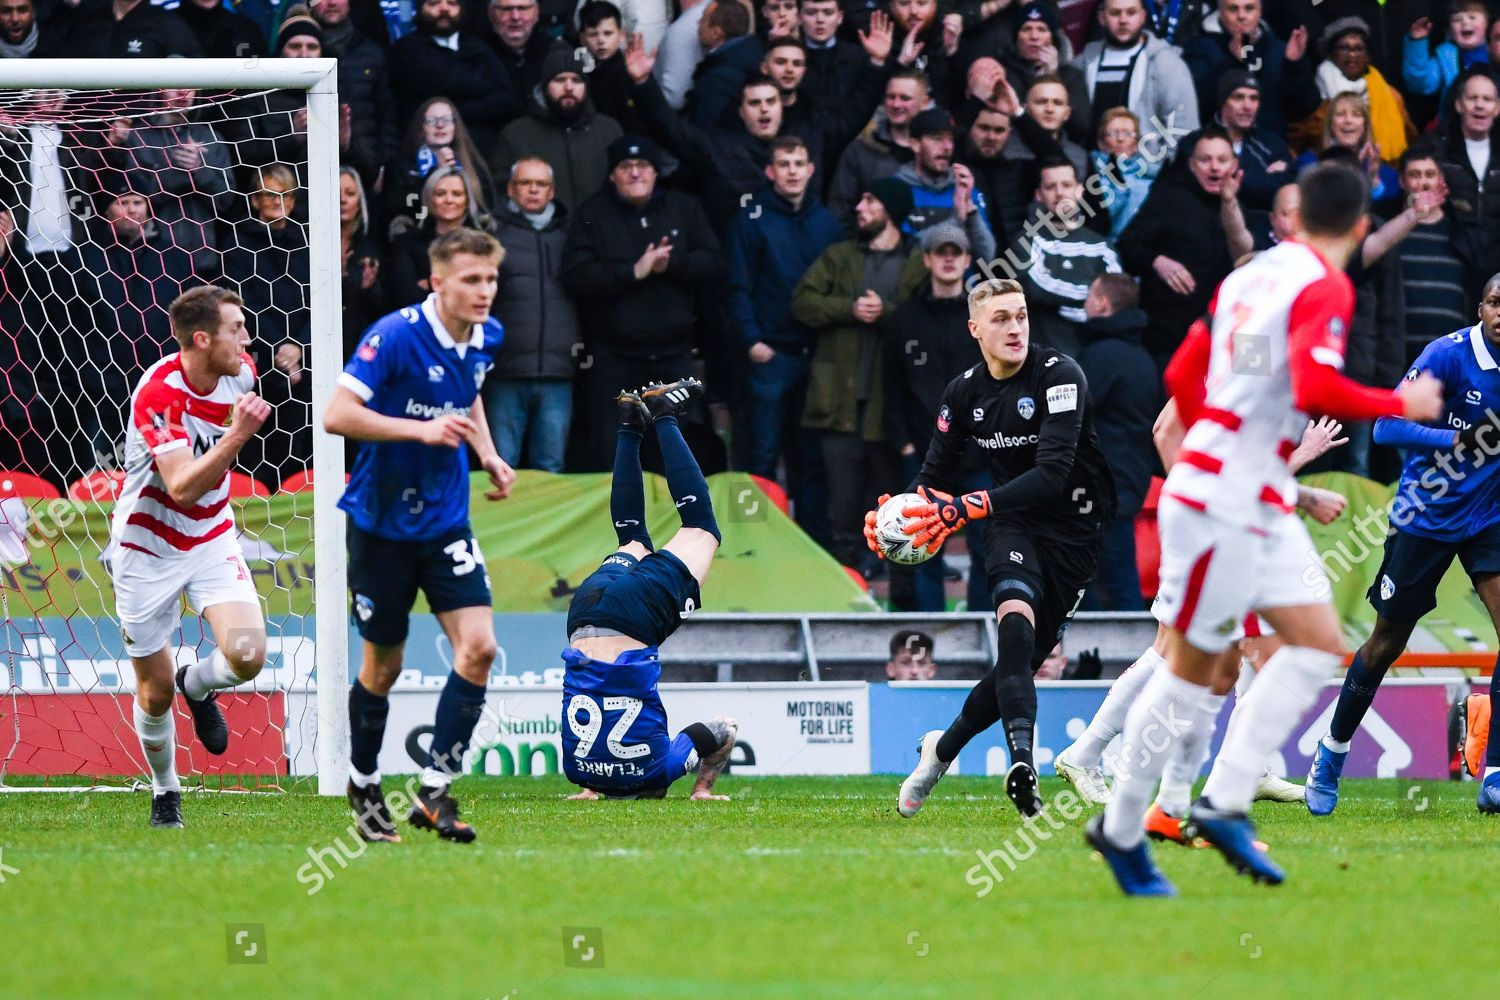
top-left (427, 364), bottom-right (445, 383)
top-left (936, 405), bottom-right (951, 432)
top-left (357, 333), bottom-right (381, 362)
top-left (1016, 397), bottom-right (1034, 420)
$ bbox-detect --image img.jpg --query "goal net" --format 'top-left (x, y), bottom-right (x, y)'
top-left (0, 60), bottom-right (347, 794)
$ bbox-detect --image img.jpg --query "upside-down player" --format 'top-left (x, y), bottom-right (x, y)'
top-left (877, 277), bottom-right (1117, 819)
top-left (561, 379), bottom-right (738, 801)
top-left (1088, 164), bottom-right (1443, 895)
top-left (1305, 273), bottom-right (1500, 816)
top-left (111, 286), bottom-right (272, 829)
top-left (1054, 404), bottom-right (1349, 837)
top-left (325, 228), bottom-right (517, 843)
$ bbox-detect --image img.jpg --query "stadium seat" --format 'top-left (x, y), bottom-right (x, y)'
top-left (67, 470), bottom-right (125, 502)
top-left (1134, 477), bottom-right (1164, 600)
top-left (0, 471), bottom-right (62, 500)
top-left (228, 472), bottom-right (271, 498)
top-left (748, 474), bottom-right (791, 515)
top-left (278, 469), bottom-right (315, 494)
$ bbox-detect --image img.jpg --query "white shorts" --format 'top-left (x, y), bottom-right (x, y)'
top-left (1153, 498), bottom-right (1321, 654)
top-left (111, 536), bottom-right (260, 657)
top-left (1149, 599), bottom-right (1275, 644)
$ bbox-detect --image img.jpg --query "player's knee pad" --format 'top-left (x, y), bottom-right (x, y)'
top-left (990, 577), bottom-right (1038, 611)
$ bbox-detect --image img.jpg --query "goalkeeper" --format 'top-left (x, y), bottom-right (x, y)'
top-left (866, 278), bottom-right (1116, 819)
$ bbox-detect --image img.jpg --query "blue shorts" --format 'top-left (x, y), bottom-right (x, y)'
top-left (1368, 523), bottom-right (1500, 624)
top-left (348, 522), bottom-right (492, 646)
top-left (566, 549), bottom-right (701, 647)
top-left (563, 730), bottom-right (699, 797)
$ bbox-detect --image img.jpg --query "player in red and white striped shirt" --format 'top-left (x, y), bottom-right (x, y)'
top-left (109, 286), bottom-right (272, 829)
top-left (1088, 164), bottom-right (1445, 895)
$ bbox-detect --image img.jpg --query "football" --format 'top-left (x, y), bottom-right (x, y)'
top-left (875, 492), bottom-right (936, 565)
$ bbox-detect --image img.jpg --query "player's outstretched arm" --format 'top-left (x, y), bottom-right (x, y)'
top-left (323, 386), bottom-right (477, 447)
top-left (156, 392), bottom-right (269, 507)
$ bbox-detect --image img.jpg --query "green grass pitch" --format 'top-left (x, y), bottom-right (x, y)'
top-left (0, 775), bottom-right (1490, 999)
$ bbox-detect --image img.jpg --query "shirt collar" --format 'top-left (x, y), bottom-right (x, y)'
top-left (1470, 323), bottom-right (1497, 370)
top-left (420, 293), bottom-right (484, 353)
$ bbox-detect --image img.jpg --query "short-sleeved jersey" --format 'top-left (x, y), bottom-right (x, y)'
top-left (913, 344), bottom-right (1116, 538)
top-left (560, 646), bottom-right (674, 793)
top-left (337, 295), bottom-right (502, 541)
top-left (1389, 326), bottom-right (1500, 541)
top-left (1164, 240), bottom-right (1353, 531)
top-left (109, 352), bottom-right (256, 559)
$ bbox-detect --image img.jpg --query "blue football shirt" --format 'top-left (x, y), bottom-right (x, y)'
top-left (560, 646), bottom-right (676, 793)
top-left (337, 295), bottom-right (503, 541)
top-left (1386, 325), bottom-right (1500, 541)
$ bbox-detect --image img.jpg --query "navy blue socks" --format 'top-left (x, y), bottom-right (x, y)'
top-left (1329, 648), bottom-right (1385, 745)
top-left (654, 415), bottom-right (720, 541)
top-left (427, 671), bottom-right (488, 777)
top-left (348, 679), bottom-right (388, 776)
top-left (611, 426), bottom-right (653, 549)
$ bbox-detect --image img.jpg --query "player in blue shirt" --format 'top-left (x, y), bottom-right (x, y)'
top-left (324, 228), bottom-right (517, 843)
top-left (562, 379), bottom-right (738, 801)
top-left (1306, 274), bottom-right (1500, 815)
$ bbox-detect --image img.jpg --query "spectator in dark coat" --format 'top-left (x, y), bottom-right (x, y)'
top-left (687, 0), bottom-right (764, 128)
top-left (0, 93), bottom-right (91, 260)
top-left (1000, 2), bottom-right (1092, 148)
top-left (385, 165), bottom-right (496, 306)
top-left (174, 0), bottom-right (265, 58)
top-left (1435, 67), bottom-right (1500, 269)
top-left (800, 0), bottom-right (864, 111)
top-left (389, 0), bottom-right (518, 155)
top-left (220, 163), bottom-right (311, 358)
top-left (627, 27), bottom-right (888, 231)
top-left (481, 0), bottom-right (559, 98)
top-left (1181, 0), bottom-right (1317, 136)
top-left (484, 156), bottom-right (581, 472)
top-left (956, 103), bottom-right (1023, 253)
top-left (384, 97), bottom-right (498, 229)
top-left (882, 219), bottom-right (987, 611)
top-left (338, 166), bottom-right (387, 360)
top-left (726, 135), bottom-right (843, 490)
top-left (561, 136), bottom-right (725, 469)
top-left (78, 87), bottom-right (232, 278)
top-left (0, 209), bottom-right (59, 479)
top-left (1117, 127), bottom-right (1240, 368)
top-left (579, 1), bottom-right (647, 134)
top-left (314, 0), bottom-right (399, 191)
top-left (75, 180), bottom-right (195, 458)
top-left (1076, 273), bottom-right (1156, 610)
top-left (491, 46), bottom-right (624, 213)
top-left (1210, 68), bottom-right (1292, 216)
top-left (59, 0), bottom-right (202, 57)
top-left (0, 0), bottom-right (65, 58)
top-left (827, 67), bottom-right (925, 223)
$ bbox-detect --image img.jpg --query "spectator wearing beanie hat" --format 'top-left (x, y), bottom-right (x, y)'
top-left (491, 44), bottom-right (624, 212)
top-left (1302, 16), bottom-right (1414, 162)
top-left (792, 176), bottom-right (927, 571)
top-left (999, 2), bottom-right (1092, 147)
top-left (1205, 68), bottom-right (1292, 215)
top-left (892, 108), bottom-right (997, 262)
top-left (1182, 0), bottom-right (1317, 137)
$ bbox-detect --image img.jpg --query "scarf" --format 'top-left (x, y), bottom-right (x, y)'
top-left (0, 24), bottom-right (38, 59)
top-left (321, 17), bottom-right (357, 55)
top-left (1364, 65), bottom-right (1413, 162)
top-left (1316, 59), bottom-right (1365, 100)
top-left (508, 198), bottom-right (556, 231)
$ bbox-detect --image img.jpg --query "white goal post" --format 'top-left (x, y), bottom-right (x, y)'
top-left (0, 59), bottom-right (348, 795)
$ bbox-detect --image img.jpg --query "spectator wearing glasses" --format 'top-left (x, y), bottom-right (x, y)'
top-left (390, 0), bottom-right (518, 155)
top-left (1088, 107), bottom-right (1159, 243)
top-left (386, 97), bottom-right (497, 231)
top-left (484, 156), bottom-right (581, 473)
top-left (1306, 16), bottom-right (1414, 163)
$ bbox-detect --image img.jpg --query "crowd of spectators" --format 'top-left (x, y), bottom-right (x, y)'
top-left (2, 0), bottom-right (1500, 613)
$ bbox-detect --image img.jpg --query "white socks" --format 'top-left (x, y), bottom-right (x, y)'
top-left (134, 702), bottom-right (180, 794)
top-left (183, 649), bottom-right (242, 701)
top-left (1322, 734), bottom-right (1352, 754)
top-left (1101, 669), bottom-right (1212, 849)
top-left (1070, 646), bottom-right (1165, 768)
top-left (349, 768), bottom-right (382, 788)
top-left (420, 767), bottom-right (452, 791)
top-left (1202, 645), bottom-right (1340, 813)
top-left (1155, 692), bottom-right (1226, 816)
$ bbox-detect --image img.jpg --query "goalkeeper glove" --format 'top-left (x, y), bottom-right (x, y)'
top-left (863, 493), bottom-right (892, 558)
top-left (902, 486), bottom-right (992, 553)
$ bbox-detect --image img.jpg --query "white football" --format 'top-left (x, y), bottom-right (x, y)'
top-left (875, 492), bottom-right (936, 565)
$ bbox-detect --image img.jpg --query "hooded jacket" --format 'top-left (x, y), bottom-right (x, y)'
top-left (1075, 307), bottom-right (1159, 515)
top-left (489, 200), bottom-right (580, 380)
top-left (828, 108), bottom-right (918, 225)
top-left (1074, 33), bottom-right (1200, 141)
top-left (890, 161), bottom-right (998, 263)
top-left (491, 89), bottom-right (624, 212)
